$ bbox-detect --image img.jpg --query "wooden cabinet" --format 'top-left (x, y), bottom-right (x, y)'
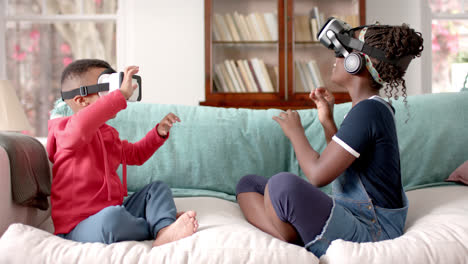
top-left (200, 0), bottom-right (365, 110)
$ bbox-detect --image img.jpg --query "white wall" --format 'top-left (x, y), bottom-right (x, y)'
top-left (367, 0), bottom-right (432, 95)
top-left (117, 0), bottom-right (431, 105)
top-left (117, 0), bottom-right (205, 105)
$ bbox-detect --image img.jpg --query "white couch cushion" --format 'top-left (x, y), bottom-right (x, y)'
top-left (0, 197), bottom-right (318, 264)
top-left (320, 186), bottom-right (468, 264)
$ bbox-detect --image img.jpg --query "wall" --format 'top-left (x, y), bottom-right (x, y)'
top-left (117, 0), bottom-right (431, 105)
top-left (117, 0), bottom-right (205, 105)
top-left (366, 0), bottom-right (432, 95)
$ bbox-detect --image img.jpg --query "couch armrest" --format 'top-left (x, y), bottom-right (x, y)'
top-left (0, 146), bottom-right (53, 236)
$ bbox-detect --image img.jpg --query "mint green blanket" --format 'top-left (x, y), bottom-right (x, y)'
top-left (51, 92), bottom-right (467, 201)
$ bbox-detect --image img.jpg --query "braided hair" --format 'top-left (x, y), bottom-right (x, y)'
top-left (363, 24), bottom-right (424, 103)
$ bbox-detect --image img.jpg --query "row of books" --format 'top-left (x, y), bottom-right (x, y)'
top-left (295, 7), bottom-right (360, 42)
top-left (213, 59), bottom-right (278, 93)
top-left (213, 12), bottom-right (278, 42)
top-left (294, 60), bottom-right (324, 92)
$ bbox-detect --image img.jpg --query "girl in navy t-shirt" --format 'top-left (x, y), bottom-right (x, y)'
top-left (236, 23), bottom-right (424, 257)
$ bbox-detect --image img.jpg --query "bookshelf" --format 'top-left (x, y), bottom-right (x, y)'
top-left (200, 0), bottom-right (366, 110)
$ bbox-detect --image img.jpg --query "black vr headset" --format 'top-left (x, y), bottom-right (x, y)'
top-left (61, 68), bottom-right (142, 102)
top-left (317, 17), bottom-right (413, 75)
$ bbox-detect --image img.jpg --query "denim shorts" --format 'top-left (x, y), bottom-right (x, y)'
top-left (305, 190), bottom-right (408, 257)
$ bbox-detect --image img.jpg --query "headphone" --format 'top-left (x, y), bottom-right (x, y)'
top-left (344, 52), bottom-right (366, 75)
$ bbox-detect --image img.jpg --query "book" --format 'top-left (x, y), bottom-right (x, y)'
top-left (224, 60), bottom-right (241, 92)
top-left (263, 13), bottom-right (278, 41)
top-left (242, 60), bottom-right (259, 92)
top-left (259, 59), bottom-right (275, 92)
top-left (248, 13), bottom-right (264, 41)
top-left (239, 14), bottom-right (253, 41)
top-left (312, 7), bottom-right (323, 29)
top-left (213, 70), bottom-right (223, 92)
top-left (294, 61), bottom-right (307, 92)
top-left (233, 12), bottom-right (250, 41)
top-left (237, 60), bottom-right (255, 92)
top-left (299, 61), bottom-right (315, 91)
top-left (255, 12), bottom-right (272, 41)
top-left (214, 64), bottom-right (228, 92)
top-left (212, 17), bottom-right (222, 41)
top-left (310, 18), bottom-right (318, 41)
top-left (232, 13), bottom-right (245, 41)
top-left (225, 13), bottom-right (241, 42)
top-left (248, 59), bottom-right (263, 92)
top-left (259, 60), bottom-right (275, 92)
top-left (214, 14), bottom-right (232, 41)
top-left (219, 63), bottom-right (235, 92)
top-left (266, 64), bottom-right (278, 91)
top-left (308, 60), bottom-right (324, 88)
top-left (230, 60), bottom-right (247, 92)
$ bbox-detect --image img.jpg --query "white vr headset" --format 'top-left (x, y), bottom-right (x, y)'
top-left (316, 17), bottom-right (413, 72)
top-left (61, 68), bottom-right (142, 102)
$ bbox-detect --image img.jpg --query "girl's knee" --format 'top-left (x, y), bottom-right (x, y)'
top-left (236, 174), bottom-right (267, 196)
top-left (268, 172), bottom-right (300, 194)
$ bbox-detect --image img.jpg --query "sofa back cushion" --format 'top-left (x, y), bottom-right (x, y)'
top-left (392, 92), bottom-right (468, 190)
top-left (50, 92), bottom-right (468, 200)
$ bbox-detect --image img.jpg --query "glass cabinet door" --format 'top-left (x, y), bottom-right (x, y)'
top-left (203, 0), bottom-right (286, 107)
top-left (288, 0), bottom-right (363, 104)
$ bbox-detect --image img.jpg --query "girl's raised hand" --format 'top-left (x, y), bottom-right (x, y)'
top-left (310, 87), bottom-right (335, 124)
top-left (272, 109), bottom-right (305, 140)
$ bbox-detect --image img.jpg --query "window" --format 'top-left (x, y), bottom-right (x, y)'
top-left (429, 0), bottom-right (468, 93)
top-left (1, 0), bottom-right (118, 136)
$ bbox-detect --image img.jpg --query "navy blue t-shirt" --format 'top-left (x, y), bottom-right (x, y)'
top-left (333, 96), bottom-right (403, 209)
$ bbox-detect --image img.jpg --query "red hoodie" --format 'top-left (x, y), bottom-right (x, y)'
top-left (47, 90), bottom-right (167, 235)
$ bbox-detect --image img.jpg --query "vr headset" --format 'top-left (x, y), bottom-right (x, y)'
top-left (317, 17), bottom-right (412, 74)
top-left (61, 68), bottom-right (142, 102)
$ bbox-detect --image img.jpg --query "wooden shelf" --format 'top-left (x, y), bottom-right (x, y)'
top-left (201, 0), bottom-right (365, 110)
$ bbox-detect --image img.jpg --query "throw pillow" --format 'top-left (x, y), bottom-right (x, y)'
top-left (446, 160), bottom-right (468, 185)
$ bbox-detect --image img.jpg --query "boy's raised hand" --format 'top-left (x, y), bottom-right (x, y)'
top-left (157, 113), bottom-right (181, 137)
top-left (120, 66), bottom-right (139, 100)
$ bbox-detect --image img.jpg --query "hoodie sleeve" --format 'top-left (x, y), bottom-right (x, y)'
top-left (121, 124), bottom-right (168, 166)
top-left (56, 90), bottom-right (127, 150)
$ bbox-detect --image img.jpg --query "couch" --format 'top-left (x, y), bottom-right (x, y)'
top-left (1, 92), bottom-right (467, 264)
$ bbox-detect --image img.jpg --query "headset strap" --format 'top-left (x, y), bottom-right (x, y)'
top-left (335, 33), bottom-right (412, 71)
top-left (61, 83), bottom-right (110, 100)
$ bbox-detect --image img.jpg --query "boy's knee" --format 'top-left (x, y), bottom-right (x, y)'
top-left (148, 181), bottom-right (171, 193)
top-left (97, 206), bottom-right (127, 243)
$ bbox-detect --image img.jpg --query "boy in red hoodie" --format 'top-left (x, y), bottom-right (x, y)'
top-left (47, 59), bottom-right (198, 246)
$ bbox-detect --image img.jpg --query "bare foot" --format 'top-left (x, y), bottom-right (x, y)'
top-left (152, 211), bottom-right (198, 247)
top-left (176, 211), bottom-right (184, 219)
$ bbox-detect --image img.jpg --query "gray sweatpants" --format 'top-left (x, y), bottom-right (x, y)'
top-left (58, 181), bottom-right (177, 244)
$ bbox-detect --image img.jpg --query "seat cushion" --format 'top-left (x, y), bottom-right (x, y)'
top-left (0, 197), bottom-right (318, 264)
top-left (320, 186), bottom-right (468, 264)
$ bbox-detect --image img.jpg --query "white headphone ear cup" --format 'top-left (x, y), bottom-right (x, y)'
top-left (344, 52), bottom-right (365, 74)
